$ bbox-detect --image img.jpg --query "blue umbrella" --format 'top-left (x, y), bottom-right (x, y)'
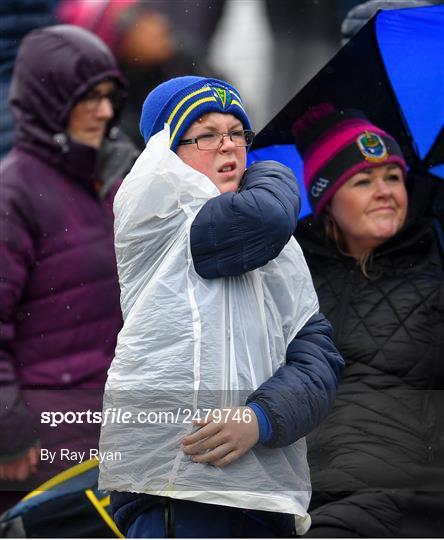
top-left (249, 4), bottom-right (444, 218)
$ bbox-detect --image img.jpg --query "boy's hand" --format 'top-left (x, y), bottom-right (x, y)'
top-left (181, 406), bottom-right (259, 467)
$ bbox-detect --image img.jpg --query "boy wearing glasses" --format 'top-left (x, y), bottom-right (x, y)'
top-left (100, 76), bottom-right (343, 538)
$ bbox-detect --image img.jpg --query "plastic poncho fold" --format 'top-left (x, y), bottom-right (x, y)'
top-left (99, 126), bottom-right (319, 534)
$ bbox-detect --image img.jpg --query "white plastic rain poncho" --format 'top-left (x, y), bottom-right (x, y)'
top-left (99, 126), bottom-right (319, 534)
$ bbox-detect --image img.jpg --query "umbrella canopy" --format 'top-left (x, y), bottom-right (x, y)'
top-left (249, 4), bottom-right (444, 218)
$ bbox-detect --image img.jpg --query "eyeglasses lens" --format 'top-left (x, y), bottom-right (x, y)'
top-left (80, 89), bottom-right (122, 111)
top-left (197, 130), bottom-right (254, 150)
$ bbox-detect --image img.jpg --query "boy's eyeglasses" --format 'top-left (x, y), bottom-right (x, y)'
top-left (78, 88), bottom-right (123, 111)
top-left (178, 129), bottom-right (255, 151)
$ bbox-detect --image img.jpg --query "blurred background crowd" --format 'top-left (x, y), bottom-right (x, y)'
top-left (1, 0), bottom-right (407, 158)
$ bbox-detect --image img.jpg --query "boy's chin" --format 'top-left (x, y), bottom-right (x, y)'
top-left (213, 173), bottom-right (243, 194)
top-left (217, 180), bottom-right (241, 194)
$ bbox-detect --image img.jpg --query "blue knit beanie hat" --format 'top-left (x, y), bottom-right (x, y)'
top-left (139, 76), bottom-right (252, 151)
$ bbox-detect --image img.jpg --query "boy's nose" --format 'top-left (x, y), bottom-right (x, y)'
top-left (219, 134), bottom-right (236, 151)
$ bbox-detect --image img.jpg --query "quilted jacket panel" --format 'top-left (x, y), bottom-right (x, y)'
top-left (296, 213), bottom-right (444, 528)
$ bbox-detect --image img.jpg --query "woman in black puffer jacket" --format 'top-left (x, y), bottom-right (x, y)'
top-left (293, 104), bottom-right (444, 538)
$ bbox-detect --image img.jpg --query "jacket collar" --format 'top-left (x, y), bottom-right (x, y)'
top-left (16, 133), bottom-right (99, 193)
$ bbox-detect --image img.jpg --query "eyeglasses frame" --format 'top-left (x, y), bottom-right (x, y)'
top-left (77, 87), bottom-right (123, 112)
top-left (178, 129), bottom-right (255, 151)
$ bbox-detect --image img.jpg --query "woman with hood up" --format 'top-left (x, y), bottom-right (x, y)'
top-left (0, 25), bottom-right (138, 511)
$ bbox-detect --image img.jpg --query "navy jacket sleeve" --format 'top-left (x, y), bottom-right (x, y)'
top-left (190, 160), bottom-right (300, 278)
top-left (246, 313), bottom-right (345, 448)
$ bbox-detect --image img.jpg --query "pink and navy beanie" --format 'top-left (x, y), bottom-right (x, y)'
top-left (139, 76), bottom-right (252, 152)
top-left (292, 103), bottom-right (407, 216)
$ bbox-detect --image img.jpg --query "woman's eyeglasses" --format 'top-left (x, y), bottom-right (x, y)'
top-left (78, 88), bottom-right (123, 111)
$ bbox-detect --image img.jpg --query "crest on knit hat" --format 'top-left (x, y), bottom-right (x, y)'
top-left (356, 131), bottom-right (388, 162)
top-left (212, 85), bottom-right (232, 109)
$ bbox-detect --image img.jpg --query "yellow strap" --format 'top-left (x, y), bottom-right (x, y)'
top-left (100, 494), bottom-right (111, 507)
top-left (22, 458), bottom-right (99, 501)
top-left (86, 489), bottom-right (125, 539)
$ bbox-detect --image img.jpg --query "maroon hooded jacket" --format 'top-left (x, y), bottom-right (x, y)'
top-left (0, 25), bottom-right (131, 492)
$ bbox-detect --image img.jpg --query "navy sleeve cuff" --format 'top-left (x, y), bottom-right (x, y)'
top-left (249, 402), bottom-right (273, 444)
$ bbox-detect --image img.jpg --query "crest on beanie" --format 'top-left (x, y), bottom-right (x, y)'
top-left (356, 131), bottom-right (388, 162)
top-left (212, 86), bottom-right (232, 109)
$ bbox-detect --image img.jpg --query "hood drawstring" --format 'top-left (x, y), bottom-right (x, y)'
top-left (53, 133), bottom-right (69, 153)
